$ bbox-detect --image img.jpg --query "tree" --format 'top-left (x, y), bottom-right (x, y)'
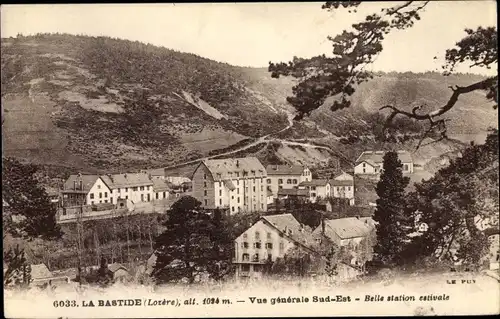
top-left (403, 130), bottom-right (498, 268)
top-left (3, 244), bottom-right (31, 288)
top-left (269, 2), bottom-right (497, 148)
top-left (152, 196), bottom-right (232, 284)
top-left (2, 157), bottom-right (62, 239)
top-left (372, 151), bottom-right (411, 266)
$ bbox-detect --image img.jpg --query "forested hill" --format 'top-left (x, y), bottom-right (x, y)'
top-left (1, 33), bottom-right (496, 172)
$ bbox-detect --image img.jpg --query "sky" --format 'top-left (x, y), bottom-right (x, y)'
top-left (1, 2), bottom-right (497, 75)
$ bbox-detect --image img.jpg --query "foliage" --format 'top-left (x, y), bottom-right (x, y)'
top-left (3, 244), bottom-right (31, 288)
top-left (402, 129), bottom-right (498, 268)
top-left (152, 197), bottom-right (233, 284)
top-left (2, 157), bottom-right (62, 240)
top-left (269, 2), bottom-right (497, 146)
top-left (372, 151), bottom-right (411, 266)
top-left (82, 257), bottom-right (115, 287)
top-left (270, 246), bottom-right (319, 277)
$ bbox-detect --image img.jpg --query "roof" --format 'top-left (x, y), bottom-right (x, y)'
top-left (317, 217), bottom-right (375, 240)
top-left (108, 263), bottom-right (128, 273)
top-left (277, 188), bottom-right (309, 197)
top-left (152, 179), bottom-right (170, 192)
top-left (265, 165), bottom-right (304, 176)
top-left (62, 174), bottom-right (100, 193)
top-left (144, 168), bottom-right (165, 176)
top-left (299, 179), bottom-right (330, 187)
top-left (202, 157), bottom-right (266, 181)
top-left (355, 150), bottom-right (413, 165)
top-left (331, 179), bottom-right (354, 186)
top-left (31, 263), bottom-right (53, 279)
top-left (101, 172), bottom-right (153, 189)
top-left (261, 214), bottom-right (316, 250)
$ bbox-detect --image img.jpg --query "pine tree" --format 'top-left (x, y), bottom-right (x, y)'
top-left (152, 196), bottom-right (232, 284)
top-left (372, 151), bottom-right (411, 266)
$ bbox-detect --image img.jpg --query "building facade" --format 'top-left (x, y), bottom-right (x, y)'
top-left (265, 165), bottom-right (312, 198)
top-left (61, 174), bottom-right (112, 207)
top-left (298, 179), bottom-right (331, 203)
top-left (101, 173), bottom-right (154, 204)
top-left (331, 172), bottom-right (355, 205)
top-left (233, 214), bottom-right (316, 278)
top-left (354, 150), bottom-right (414, 175)
top-left (192, 157), bottom-right (268, 214)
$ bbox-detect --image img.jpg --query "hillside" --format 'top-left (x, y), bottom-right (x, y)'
top-left (1, 33), bottom-right (290, 172)
top-left (2, 33), bottom-right (496, 173)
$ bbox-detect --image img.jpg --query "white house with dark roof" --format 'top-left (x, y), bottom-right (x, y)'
top-left (298, 179), bottom-right (331, 203)
top-left (101, 172), bottom-right (154, 204)
top-left (354, 150), bottom-right (414, 175)
top-left (152, 178), bottom-right (170, 201)
top-left (192, 157), bottom-right (268, 214)
top-left (233, 213), bottom-right (317, 278)
top-left (265, 165), bottom-right (311, 199)
top-left (331, 172), bottom-right (355, 205)
top-left (61, 174), bottom-right (113, 207)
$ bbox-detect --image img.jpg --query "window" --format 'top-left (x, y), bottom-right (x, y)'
top-left (279, 186), bottom-right (283, 189)
top-left (204, 174), bottom-right (207, 180)
top-left (232, 206), bottom-right (235, 212)
top-left (312, 186), bottom-right (316, 191)
top-left (156, 193), bottom-right (159, 199)
top-left (242, 242), bottom-right (249, 249)
top-left (253, 186), bottom-right (256, 192)
top-left (125, 188), bottom-right (128, 192)
top-left (363, 168), bottom-right (366, 173)
top-left (104, 192), bottom-right (108, 198)
top-left (110, 198), bottom-right (113, 204)
top-left (204, 190), bottom-right (208, 196)
top-left (90, 193), bottom-right (94, 199)
top-left (97, 184), bottom-right (101, 189)
top-left (267, 254), bottom-right (272, 261)
top-left (99, 192), bottom-right (102, 198)
top-left (242, 253), bottom-right (249, 261)
top-left (204, 199), bottom-right (208, 206)
top-left (140, 186), bottom-right (144, 191)
top-left (237, 188), bottom-right (240, 194)
top-left (255, 231), bottom-right (260, 240)
top-left (253, 253), bottom-right (259, 261)
top-left (163, 191), bottom-right (166, 198)
top-left (231, 195), bottom-right (234, 199)
top-left (99, 200), bottom-right (102, 203)
top-left (219, 190), bottom-right (222, 196)
top-left (404, 164), bottom-right (409, 171)
top-left (147, 186), bottom-right (150, 191)
top-left (261, 185), bottom-right (263, 191)
top-left (147, 194), bottom-right (150, 202)
top-left (279, 242), bottom-right (284, 250)
top-left (204, 182), bottom-right (207, 188)
top-left (312, 193), bottom-right (317, 197)
top-left (238, 207), bottom-right (241, 212)
top-left (293, 179), bottom-right (298, 184)
top-left (267, 232), bottom-right (272, 239)
top-left (278, 179), bottom-right (283, 184)
top-left (237, 197), bottom-right (240, 203)
top-left (287, 179), bottom-right (291, 184)
top-left (347, 186), bottom-right (351, 191)
top-left (90, 201), bottom-right (94, 205)
top-left (265, 243), bottom-right (273, 249)
top-left (219, 199), bottom-right (222, 205)
top-left (141, 194), bottom-right (144, 201)
top-left (267, 179), bottom-right (271, 184)
top-left (104, 200), bottom-right (108, 203)
top-left (125, 196), bottom-right (128, 199)
top-left (363, 163), bottom-right (366, 168)
top-left (243, 233), bottom-right (248, 238)
top-left (236, 172), bottom-right (240, 177)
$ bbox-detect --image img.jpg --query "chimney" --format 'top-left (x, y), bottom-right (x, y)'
top-left (73, 180), bottom-right (77, 190)
top-left (79, 180), bottom-right (83, 190)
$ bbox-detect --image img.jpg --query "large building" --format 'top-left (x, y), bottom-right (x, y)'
top-left (265, 165), bottom-right (312, 198)
top-left (101, 172), bottom-right (154, 204)
top-left (298, 179), bottom-right (331, 203)
top-left (191, 157), bottom-right (268, 214)
top-left (313, 217), bottom-right (376, 247)
top-left (331, 172), bottom-right (355, 205)
top-left (233, 214), bottom-right (317, 278)
top-left (354, 150), bottom-right (414, 175)
top-left (61, 174), bottom-right (112, 207)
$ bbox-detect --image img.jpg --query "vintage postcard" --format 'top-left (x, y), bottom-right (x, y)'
top-left (2, 2), bottom-right (499, 318)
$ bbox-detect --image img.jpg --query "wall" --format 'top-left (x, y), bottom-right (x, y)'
top-left (267, 174), bottom-right (302, 198)
top-left (332, 185), bottom-right (354, 200)
top-left (110, 184), bottom-right (154, 205)
top-left (192, 164), bottom-right (215, 208)
top-left (86, 177), bottom-right (112, 205)
top-left (354, 162), bottom-right (377, 175)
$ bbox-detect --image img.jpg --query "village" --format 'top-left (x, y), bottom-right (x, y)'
top-left (2, 150), bottom-right (427, 285)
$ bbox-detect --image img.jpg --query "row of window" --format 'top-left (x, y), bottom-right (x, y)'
top-left (276, 179), bottom-right (299, 185)
top-left (241, 242), bottom-right (284, 250)
top-left (241, 253), bottom-right (272, 262)
top-left (97, 185), bottom-right (152, 192)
